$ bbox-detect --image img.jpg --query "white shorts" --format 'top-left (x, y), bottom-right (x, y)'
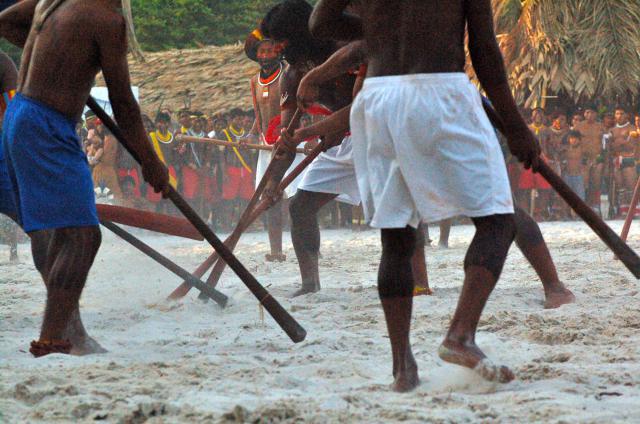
top-left (350, 73), bottom-right (514, 229)
top-left (256, 148), bottom-right (307, 199)
top-left (297, 136), bottom-right (360, 205)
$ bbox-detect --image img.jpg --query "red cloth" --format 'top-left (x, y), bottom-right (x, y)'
top-left (223, 167), bottom-right (254, 200)
top-left (203, 175), bottom-right (219, 202)
top-left (518, 168), bottom-right (551, 190)
top-left (181, 167), bottom-right (200, 200)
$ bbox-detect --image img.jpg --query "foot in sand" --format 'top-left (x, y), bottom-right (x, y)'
top-left (544, 288), bottom-right (576, 309)
top-left (438, 340), bottom-right (514, 383)
top-left (265, 253), bottom-right (287, 262)
top-left (290, 282), bottom-right (320, 298)
top-left (392, 351), bottom-right (420, 392)
top-left (65, 313), bottom-right (108, 355)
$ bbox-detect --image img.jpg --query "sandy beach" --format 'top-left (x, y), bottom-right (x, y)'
top-left (1, 221), bottom-right (640, 423)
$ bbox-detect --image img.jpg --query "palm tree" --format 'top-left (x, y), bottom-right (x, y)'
top-left (491, 0), bottom-right (640, 108)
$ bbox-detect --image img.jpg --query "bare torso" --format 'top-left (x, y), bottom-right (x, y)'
top-left (611, 124), bottom-right (634, 156)
top-left (251, 68), bottom-right (283, 137)
top-left (19, 0), bottom-right (118, 121)
top-left (575, 121), bottom-right (604, 160)
top-left (565, 145), bottom-right (583, 176)
top-left (361, 0), bottom-right (466, 77)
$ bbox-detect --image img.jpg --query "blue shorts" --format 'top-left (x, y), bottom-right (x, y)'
top-left (2, 93), bottom-right (98, 233)
top-left (0, 129), bottom-right (18, 220)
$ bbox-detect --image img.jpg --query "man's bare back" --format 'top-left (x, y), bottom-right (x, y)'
top-left (20, 0), bottom-right (125, 120)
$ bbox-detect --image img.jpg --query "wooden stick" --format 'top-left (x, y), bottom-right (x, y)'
top-left (620, 175), bottom-right (640, 242)
top-left (199, 138), bottom-right (330, 293)
top-left (96, 204), bottom-right (203, 241)
top-left (170, 112), bottom-right (304, 300)
top-left (87, 97), bottom-right (307, 343)
top-left (481, 98), bottom-right (640, 278)
top-left (177, 134), bottom-right (307, 155)
top-left (101, 220), bottom-right (228, 306)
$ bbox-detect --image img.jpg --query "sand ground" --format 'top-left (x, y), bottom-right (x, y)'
top-left (1, 221), bottom-right (639, 423)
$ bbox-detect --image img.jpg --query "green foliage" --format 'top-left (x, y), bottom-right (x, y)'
top-left (131, 0), bottom-right (317, 51)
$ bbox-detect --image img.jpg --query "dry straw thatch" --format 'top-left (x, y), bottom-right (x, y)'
top-left (96, 43), bottom-right (259, 115)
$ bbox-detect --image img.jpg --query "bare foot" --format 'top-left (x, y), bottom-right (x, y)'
top-left (392, 351), bottom-right (420, 392)
top-left (438, 242), bottom-right (448, 250)
top-left (265, 253), bottom-right (287, 262)
top-left (544, 288), bottom-right (575, 309)
top-left (65, 312), bottom-right (108, 355)
top-left (69, 335), bottom-right (108, 356)
top-left (438, 340), bottom-right (514, 383)
top-left (290, 283), bottom-right (320, 298)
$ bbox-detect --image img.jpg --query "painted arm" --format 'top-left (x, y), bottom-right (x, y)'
top-left (0, 0), bottom-right (37, 47)
top-left (97, 12), bottom-right (169, 195)
top-left (297, 40), bottom-right (365, 110)
top-left (309, 0), bottom-right (362, 41)
top-left (466, 0), bottom-right (540, 168)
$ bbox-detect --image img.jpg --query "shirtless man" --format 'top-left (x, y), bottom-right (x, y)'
top-left (0, 49), bottom-right (19, 261)
top-left (574, 106), bottom-right (605, 210)
top-left (245, 28), bottom-right (290, 262)
top-left (262, 1), bottom-right (432, 298)
top-left (611, 106), bottom-right (639, 215)
top-left (294, 40), bottom-right (572, 310)
top-left (311, 0), bottom-right (543, 390)
top-left (0, 0), bottom-right (168, 357)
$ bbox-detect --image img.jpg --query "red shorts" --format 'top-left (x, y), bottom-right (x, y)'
top-left (181, 167), bottom-right (200, 200)
top-left (147, 166), bottom-right (177, 203)
top-left (223, 167), bottom-right (254, 200)
top-left (118, 168), bottom-right (141, 197)
top-left (518, 168), bottom-right (551, 190)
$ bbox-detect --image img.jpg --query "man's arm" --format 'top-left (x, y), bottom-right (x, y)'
top-left (0, 0), bottom-right (37, 48)
top-left (309, 0), bottom-right (362, 41)
top-left (97, 12), bottom-right (168, 194)
top-left (465, 0), bottom-right (539, 168)
top-left (297, 40), bottom-right (365, 110)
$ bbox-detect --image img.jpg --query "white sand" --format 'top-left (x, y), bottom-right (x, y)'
top-left (1, 221), bottom-right (640, 423)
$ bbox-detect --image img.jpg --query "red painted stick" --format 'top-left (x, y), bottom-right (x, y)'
top-left (96, 204), bottom-right (203, 241)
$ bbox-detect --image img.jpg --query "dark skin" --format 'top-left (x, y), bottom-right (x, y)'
top-left (260, 12), bottom-right (354, 296)
top-left (0, 0), bottom-right (169, 356)
top-left (312, 0), bottom-right (541, 390)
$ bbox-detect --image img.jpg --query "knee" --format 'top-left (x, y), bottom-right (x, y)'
top-left (514, 206), bottom-right (544, 246)
top-left (288, 194), bottom-right (305, 221)
top-left (465, 214), bottom-right (516, 278)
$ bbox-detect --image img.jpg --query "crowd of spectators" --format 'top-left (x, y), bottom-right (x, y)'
top-left (78, 106), bottom-right (355, 232)
top-left (505, 105), bottom-right (640, 220)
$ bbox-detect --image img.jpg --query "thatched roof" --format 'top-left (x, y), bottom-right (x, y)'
top-left (96, 43), bottom-right (259, 115)
top-left (492, 0), bottom-right (640, 108)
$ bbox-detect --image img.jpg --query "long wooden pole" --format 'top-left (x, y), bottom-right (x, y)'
top-left (481, 98), bottom-right (640, 278)
top-left (199, 138), bottom-right (330, 295)
top-left (169, 111), bottom-right (304, 301)
top-left (177, 134), bottom-right (307, 155)
top-left (100, 220), bottom-right (228, 307)
top-left (87, 97), bottom-right (307, 343)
